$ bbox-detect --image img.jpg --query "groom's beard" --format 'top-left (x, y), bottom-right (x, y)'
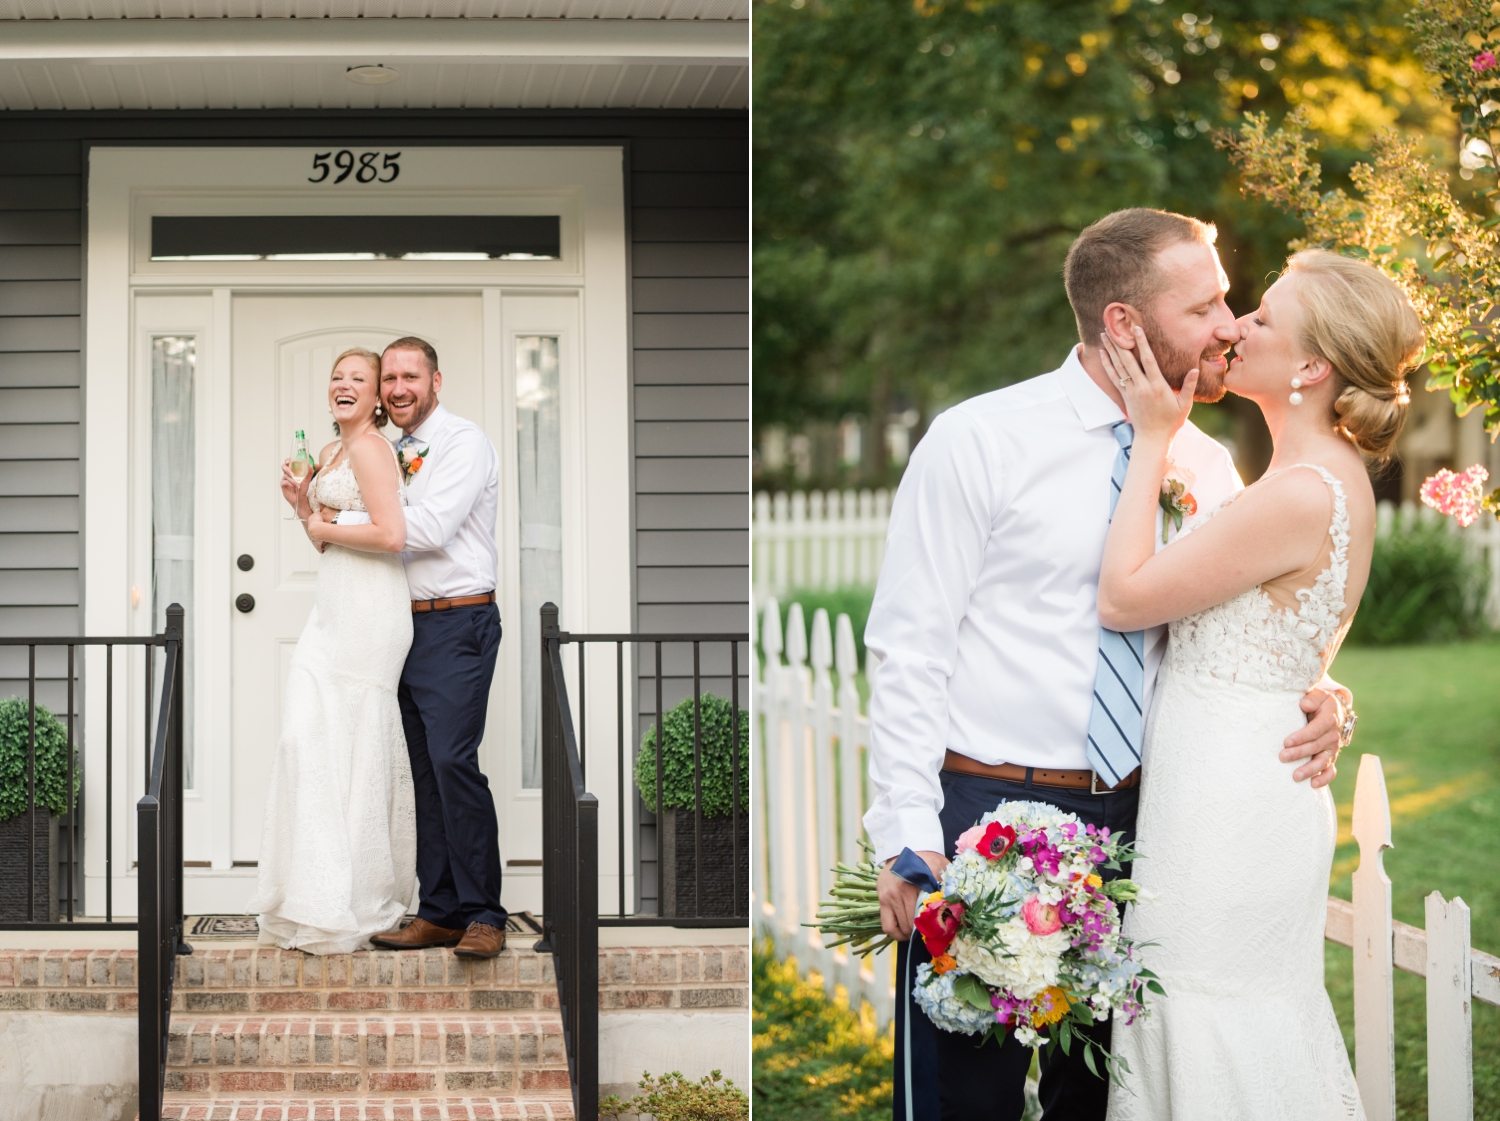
top-left (1141, 317), bottom-right (1230, 403)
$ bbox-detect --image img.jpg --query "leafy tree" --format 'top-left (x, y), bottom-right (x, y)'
top-left (754, 0), bottom-right (1443, 485)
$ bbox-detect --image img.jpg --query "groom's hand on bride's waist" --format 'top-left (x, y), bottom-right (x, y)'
top-left (1281, 687), bottom-right (1349, 790)
top-left (878, 850), bottom-right (949, 942)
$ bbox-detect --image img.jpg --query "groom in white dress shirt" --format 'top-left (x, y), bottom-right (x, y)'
top-left (867, 210), bottom-right (1353, 1120)
top-left (351, 336), bottom-right (510, 960)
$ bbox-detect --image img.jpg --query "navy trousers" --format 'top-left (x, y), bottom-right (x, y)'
top-left (894, 770), bottom-right (1140, 1121)
top-left (397, 602), bottom-right (507, 930)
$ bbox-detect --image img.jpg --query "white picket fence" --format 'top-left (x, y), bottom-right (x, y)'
top-left (753, 598), bottom-right (1500, 1118)
top-left (751, 489), bottom-right (890, 605)
top-left (755, 491), bottom-right (1500, 625)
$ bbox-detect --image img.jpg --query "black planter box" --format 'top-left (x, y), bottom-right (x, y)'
top-left (660, 807), bottom-right (749, 919)
top-left (0, 808), bottom-right (57, 922)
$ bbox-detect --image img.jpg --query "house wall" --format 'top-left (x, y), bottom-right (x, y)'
top-left (0, 111), bottom-right (749, 716)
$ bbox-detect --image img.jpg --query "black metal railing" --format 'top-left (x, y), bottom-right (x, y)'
top-left (534, 603), bottom-right (749, 1120)
top-left (535, 602), bottom-right (599, 1121)
top-left (0, 604), bottom-right (190, 1121)
top-left (137, 603), bottom-right (192, 1121)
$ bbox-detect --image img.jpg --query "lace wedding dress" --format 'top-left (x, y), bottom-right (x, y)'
top-left (1107, 464), bottom-right (1364, 1121)
top-left (250, 451), bottom-right (418, 955)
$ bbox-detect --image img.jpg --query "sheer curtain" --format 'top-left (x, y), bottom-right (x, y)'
top-left (152, 336), bottom-right (196, 788)
top-left (516, 336), bottom-right (562, 790)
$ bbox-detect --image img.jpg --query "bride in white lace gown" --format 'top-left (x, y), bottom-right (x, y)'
top-left (1093, 250), bottom-right (1424, 1120)
top-left (251, 347), bottom-right (417, 955)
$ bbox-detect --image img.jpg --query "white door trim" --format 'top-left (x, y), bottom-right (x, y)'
top-left (84, 145), bottom-right (630, 915)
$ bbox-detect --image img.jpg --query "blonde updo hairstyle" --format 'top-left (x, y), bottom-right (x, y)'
top-left (1283, 249), bottom-right (1423, 459)
top-left (330, 346), bottom-right (388, 435)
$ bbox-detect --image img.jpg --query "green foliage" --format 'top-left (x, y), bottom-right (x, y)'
top-left (752, 941), bottom-right (894, 1120)
top-left (778, 587), bottom-right (876, 668)
top-left (599, 1070), bottom-right (749, 1121)
top-left (754, 0), bottom-right (1438, 480)
top-left (0, 698), bottom-right (79, 823)
top-left (1346, 519), bottom-right (1489, 644)
top-left (634, 694), bottom-right (749, 817)
top-left (1227, 0), bottom-right (1500, 444)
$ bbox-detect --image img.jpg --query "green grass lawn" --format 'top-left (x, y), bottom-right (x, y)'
top-left (755, 638), bottom-right (1500, 1118)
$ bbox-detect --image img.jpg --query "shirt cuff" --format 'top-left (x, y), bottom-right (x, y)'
top-left (863, 805), bottom-right (947, 867)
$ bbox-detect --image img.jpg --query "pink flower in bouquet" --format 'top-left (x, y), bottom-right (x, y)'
top-left (954, 824), bottom-right (988, 855)
top-left (1420, 464), bottom-right (1490, 528)
top-left (1474, 50), bottom-right (1497, 72)
top-left (1022, 895), bottom-right (1062, 936)
top-left (914, 892), bottom-right (966, 958)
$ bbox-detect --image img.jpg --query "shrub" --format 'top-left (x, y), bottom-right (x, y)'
top-left (1347, 519), bottom-right (1490, 646)
top-left (0, 697), bottom-right (79, 823)
top-left (600, 1070), bottom-right (748, 1121)
top-left (777, 586), bottom-right (875, 668)
top-left (635, 694), bottom-right (749, 817)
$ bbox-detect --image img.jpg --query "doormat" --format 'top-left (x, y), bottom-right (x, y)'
top-left (186, 912), bottom-right (544, 941)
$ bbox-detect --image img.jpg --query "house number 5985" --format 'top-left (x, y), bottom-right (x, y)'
top-left (308, 150), bottom-right (401, 184)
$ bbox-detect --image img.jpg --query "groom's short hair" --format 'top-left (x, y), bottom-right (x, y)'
top-left (383, 335), bottom-right (439, 374)
top-left (1064, 209), bottom-right (1217, 341)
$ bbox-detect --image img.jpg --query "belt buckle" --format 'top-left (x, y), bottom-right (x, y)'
top-left (1090, 771), bottom-right (1111, 795)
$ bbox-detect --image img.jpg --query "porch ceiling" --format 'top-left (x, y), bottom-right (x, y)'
top-left (0, 17), bottom-right (747, 109)
top-left (0, 0), bottom-right (746, 18)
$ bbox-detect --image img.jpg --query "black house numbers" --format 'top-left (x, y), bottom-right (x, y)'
top-left (308, 150), bottom-right (401, 184)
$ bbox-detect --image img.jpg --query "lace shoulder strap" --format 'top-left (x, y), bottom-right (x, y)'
top-left (1283, 463), bottom-right (1350, 619)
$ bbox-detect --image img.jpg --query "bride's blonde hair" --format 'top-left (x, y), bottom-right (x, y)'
top-left (330, 347), bottom-right (388, 435)
top-left (1284, 249), bottom-right (1423, 459)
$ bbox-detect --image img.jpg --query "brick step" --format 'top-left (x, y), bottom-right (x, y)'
top-left (159, 1097), bottom-right (575, 1119)
top-left (1, 943), bottom-right (748, 1015)
top-left (175, 947), bottom-right (553, 1015)
top-left (166, 1013), bottom-right (571, 1097)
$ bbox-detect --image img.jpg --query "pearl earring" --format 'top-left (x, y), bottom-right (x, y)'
top-left (1289, 376), bottom-right (1303, 406)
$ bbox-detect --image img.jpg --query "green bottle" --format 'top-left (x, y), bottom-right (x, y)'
top-left (290, 430), bottom-right (314, 479)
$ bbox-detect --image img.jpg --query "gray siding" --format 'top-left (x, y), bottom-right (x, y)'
top-left (0, 142), bottom-right (81, 709)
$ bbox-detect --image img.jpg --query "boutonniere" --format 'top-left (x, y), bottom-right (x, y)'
top-left (1159, 459), bottom-right (1198, 542)
top-left (397, 445), bottom-right (430, 484)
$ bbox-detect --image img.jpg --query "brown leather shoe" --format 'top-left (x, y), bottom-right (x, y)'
top-left (453, 921), bottom-right (505, 958)
top-left (369, 917), bottom-right (464, 950)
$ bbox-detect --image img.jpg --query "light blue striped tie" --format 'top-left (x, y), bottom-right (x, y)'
top-left (1087, 421), bottom-right (1145, 787)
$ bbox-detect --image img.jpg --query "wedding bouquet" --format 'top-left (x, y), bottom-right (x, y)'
top-left (810, 801), bottom-right (1159, 1083)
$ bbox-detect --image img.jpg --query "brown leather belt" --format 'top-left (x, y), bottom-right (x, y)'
top-left (942, 750), bottom-right (1140, 794)
top-left (411, 591), bottom-right (496, 613)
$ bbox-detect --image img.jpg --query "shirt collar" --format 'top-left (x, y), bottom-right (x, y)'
top-left (407, 402), bottom-right (450, 444)
top-left (1058, 345), bottom-right (1127, 431)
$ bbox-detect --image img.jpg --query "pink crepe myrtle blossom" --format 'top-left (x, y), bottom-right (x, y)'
top-left (1420, 464), bottom-right (1491, 528)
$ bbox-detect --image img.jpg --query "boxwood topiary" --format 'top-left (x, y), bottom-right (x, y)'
top-left (634, 694), bottom-right (749, 818)
top-left (0, 697), bottom-right (79, 823)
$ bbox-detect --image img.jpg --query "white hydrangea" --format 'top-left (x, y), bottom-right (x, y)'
top-left (912, 963), bottom-right (1000, 1035)
top-left (951, 916), bottom-right (1069, 1000)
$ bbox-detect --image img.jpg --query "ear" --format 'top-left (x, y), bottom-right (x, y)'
top-left (431, 369), bottom-right (443, 395)
top-left (1296, 355), bottom-right (1334, 387)
top-left (1099, 302), bottom-right (1142, 348)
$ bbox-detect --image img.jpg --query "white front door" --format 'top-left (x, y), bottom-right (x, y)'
top-left (85, 146), bottom-right (632, 918)
top-left (227, 294), bottom-right (484, 878)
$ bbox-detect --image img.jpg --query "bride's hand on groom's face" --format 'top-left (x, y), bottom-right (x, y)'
top-left (1100, 327), bottom-right (1197, 443)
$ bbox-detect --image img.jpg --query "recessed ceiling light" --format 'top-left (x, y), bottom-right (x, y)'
top-left (346, 65), bottom-right (400, 85)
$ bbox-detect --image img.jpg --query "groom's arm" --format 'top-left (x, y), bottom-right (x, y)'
top-left (863, 408), bottom-right (998, 938)
top-left (402, 428), bottom-right (495, 553)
